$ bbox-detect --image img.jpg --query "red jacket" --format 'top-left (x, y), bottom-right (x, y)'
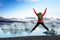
top-left (33, 8), bottom-right (47, 22)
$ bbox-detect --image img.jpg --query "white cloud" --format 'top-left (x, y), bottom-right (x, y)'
top-left (25, 0), bottom-right (39, 2)
top-left (16, 0), bottom-right (39, 2)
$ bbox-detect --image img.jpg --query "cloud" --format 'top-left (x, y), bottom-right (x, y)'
top-left (25, 0), bottom-right (39, 2)
top-left (16, 0), bottom-right (39, 2)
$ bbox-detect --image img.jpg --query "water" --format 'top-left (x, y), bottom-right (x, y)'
top-left (0, 21), bottom-right (60, 38)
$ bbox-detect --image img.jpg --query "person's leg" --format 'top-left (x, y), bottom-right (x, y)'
top-left (41, 22), bottom-right (49, 31)
top-left (31, 22), bottom-right (40, 32)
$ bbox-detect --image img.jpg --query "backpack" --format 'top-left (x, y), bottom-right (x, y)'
top-left (38, 13), bottom-right (43, 20)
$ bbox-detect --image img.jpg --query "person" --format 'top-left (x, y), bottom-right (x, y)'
top-left (31, 8), bottom-right (49, 32)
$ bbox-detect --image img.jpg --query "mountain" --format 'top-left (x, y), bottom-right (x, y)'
top-left (0, 16), bottom-right (18, 25)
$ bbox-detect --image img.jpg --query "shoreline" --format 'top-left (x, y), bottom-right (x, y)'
top-left (0, 35), bottom-right (60, 40)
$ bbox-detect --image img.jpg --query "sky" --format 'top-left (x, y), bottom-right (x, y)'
top-left (0, 0), bottom-right (60, 18)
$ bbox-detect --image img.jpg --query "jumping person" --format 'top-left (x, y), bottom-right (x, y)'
top-left (31, 8), bottom-right (49, 32)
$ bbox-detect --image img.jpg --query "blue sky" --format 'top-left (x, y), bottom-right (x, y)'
top-left (0, 0), bottom-right (60, 18)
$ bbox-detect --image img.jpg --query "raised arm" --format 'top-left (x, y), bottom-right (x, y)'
top-left (33, 8), bottom-right (38, 16)
top-left (42, 8), bottom-right (47, 16)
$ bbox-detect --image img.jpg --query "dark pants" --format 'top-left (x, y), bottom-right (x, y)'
top-left (31, 22), bottom-right (49, 32)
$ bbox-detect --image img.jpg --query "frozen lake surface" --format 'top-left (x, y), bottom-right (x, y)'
top-left (0, 20), bottom-right (60, 38)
